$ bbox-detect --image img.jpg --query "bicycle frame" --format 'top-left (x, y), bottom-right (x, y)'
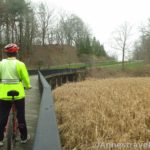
top-left (11, 103), bottom-right (18, 138)
top-left (6, 102), bottom-right (18, 150)
top-left (6, 90), bottom-right (19, 150)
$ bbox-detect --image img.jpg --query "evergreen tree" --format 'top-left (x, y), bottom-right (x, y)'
top-left (85, 35), bottom-right (92, 54)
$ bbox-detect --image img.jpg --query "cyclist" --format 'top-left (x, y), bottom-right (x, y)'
top-left (0, 43), bottom-right (31, 146)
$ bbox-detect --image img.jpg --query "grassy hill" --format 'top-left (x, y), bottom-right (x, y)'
top-left (21, 44), bottom-right (108, 69)
top-left (22, 45), bottom-right (79, 69)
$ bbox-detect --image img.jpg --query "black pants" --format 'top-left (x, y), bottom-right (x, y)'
top-left (0, 99), bottom-right (27, 141)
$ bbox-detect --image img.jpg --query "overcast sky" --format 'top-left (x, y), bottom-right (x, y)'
top-left (31, 0), bottom-right (150, 58)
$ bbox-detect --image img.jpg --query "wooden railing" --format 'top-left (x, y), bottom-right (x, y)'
top-left (32, 68), bottom-right (86, 150)
top-left (33, 71), bottom-right (61, 150)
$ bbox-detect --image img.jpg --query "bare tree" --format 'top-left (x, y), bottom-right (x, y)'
top-left (56, 13), bottom-right (90, 47)
top-left (112, 22), bottom-right (132, 70)
top-left (133, 19), bottom-right (150, 62)
top-left (38, 2), bottom-right (54, 46)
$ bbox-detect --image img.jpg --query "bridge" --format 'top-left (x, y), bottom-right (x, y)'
top-left (1, 68), bottom-right (86, 150)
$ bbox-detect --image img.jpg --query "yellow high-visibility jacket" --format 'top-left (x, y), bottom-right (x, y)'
top-left (0, 58), bottom-right (31, 100)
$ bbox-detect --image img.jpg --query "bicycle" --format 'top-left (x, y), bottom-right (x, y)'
top-left (6, 90), bottom-right (19, 150)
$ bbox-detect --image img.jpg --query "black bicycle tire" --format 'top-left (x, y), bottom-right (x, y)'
top-left (6, 114), bottom-right (14, 150)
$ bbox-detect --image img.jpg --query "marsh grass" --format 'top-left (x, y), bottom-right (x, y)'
top-left (53, 77), bottom-right (150, 150)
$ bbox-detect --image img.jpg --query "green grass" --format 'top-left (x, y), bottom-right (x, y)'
top-left (48, 60), bottom-right (144, 70)
top-left (48, 60), bottom-right (120, 69)
top-left (93, 60), bottom-right (144, 70)
top-left (124, 61), bottom-right (144, 69)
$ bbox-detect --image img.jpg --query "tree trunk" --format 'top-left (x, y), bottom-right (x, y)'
top-left (122, 47), bottom-right (125, 70)
top-left (6, 18), bottom-right (10, 43)
top-left (19, 16), bottom-right (23, 50)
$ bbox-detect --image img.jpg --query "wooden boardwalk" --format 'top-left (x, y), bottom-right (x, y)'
top-left (2, 75), bottom-right (40, 150)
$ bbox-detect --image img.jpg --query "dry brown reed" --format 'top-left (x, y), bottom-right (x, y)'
top-left (53, 77), bottom-right (150, 150)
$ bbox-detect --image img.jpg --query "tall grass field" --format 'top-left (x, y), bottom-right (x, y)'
top-left (53, 77), bottom-right (150, 150)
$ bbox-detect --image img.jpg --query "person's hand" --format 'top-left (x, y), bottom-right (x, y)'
top-left (24, 86), bottom-right (32, 90)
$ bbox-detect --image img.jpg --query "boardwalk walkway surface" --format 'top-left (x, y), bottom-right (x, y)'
top-left (2, 75), bottom-right (40, 150)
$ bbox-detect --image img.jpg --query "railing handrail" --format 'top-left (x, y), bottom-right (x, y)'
top-left (33, 71), bottom-right (61, 150)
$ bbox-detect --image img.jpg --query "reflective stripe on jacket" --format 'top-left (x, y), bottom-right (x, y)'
top-left (0, 58), bottom-right (31, 100)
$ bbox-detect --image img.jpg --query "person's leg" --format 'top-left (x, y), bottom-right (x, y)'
top-left (0, 100), bottom-right (12, 141)
top-left (14, 98), bottom-right (27, 140)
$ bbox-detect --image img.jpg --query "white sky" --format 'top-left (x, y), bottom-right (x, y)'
top-left (31, 0), bottom-right (150, 58)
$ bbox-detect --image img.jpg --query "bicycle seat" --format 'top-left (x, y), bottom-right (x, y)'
top-left (7, 90), bottom-right (19, 97)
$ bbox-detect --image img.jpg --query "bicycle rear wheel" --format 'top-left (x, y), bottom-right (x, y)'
top-left (6, 114), bottom-right (15, 150)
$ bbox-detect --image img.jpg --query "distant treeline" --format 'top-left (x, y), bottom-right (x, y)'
top-left (0, 0), bottom-right (107, 57)
top-left (133, 19), bottom-right (150, 62)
